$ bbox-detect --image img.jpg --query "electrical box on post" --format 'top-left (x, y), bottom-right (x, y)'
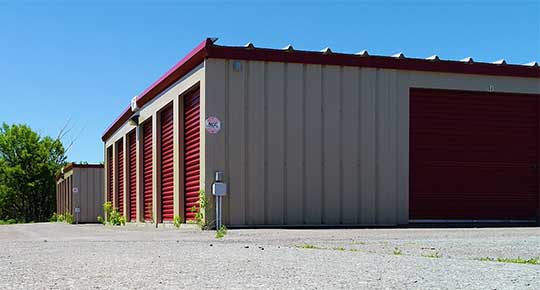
top-left (212, 182), bottom-right (227, 196)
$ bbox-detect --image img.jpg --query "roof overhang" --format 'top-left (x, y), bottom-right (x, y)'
top-left (56, 162), bottom-right (104, 181)
top-left (102, 38), bottom-right (540, 141)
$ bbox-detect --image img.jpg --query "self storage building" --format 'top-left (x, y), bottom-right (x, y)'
top-left (102, 38), bottom-right (540, 227)
top-left (56, 163), bottom-right (104, 223)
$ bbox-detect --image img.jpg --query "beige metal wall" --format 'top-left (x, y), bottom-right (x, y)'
top-left (57, 167), bottom-right (104, 223)
top-left (72, 167), bottom-right (104, 223)
top-left (204, 58), bottom-right (540, 226)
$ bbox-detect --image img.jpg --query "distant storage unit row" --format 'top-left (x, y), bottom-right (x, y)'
top-left (102, 38), bottom-right (540, 227)
top-left (56, 163), bottom-right (104, 223)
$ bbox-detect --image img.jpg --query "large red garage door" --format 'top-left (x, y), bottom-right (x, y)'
top-left (410, 88), bottom-right (539, 220)
top-left (128, 130), bottom-right (137, 222)
top-left (142, 120), bottom-right (153, 222)
top-left (160, 106), bottom-right (174, 222)
top-left (117, 139), bottom-right (124, 215)
top-left (107, 146), bottom-right (113, 203)
top-left (184, 91), bottom-right (200, 221)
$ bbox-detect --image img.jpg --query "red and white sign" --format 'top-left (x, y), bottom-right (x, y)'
top-left (205, 116), bottom-right (221, 134)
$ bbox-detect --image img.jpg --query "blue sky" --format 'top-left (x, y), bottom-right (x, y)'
top-left (0, 1), bottom-right (538, 163)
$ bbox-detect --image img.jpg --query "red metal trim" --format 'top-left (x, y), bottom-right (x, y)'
top-left (206, 44), bottom-right (540, 78)
top-left (183, 90), bottom-right (200, 221)
top-left (142, 120), bottom-right (153, 221)
top-left (102, 39), bottom-right (540, 142)
top-left (101, 39), bottom-right (211, 141)
top-left (160, 106), bottom-right (174, 221)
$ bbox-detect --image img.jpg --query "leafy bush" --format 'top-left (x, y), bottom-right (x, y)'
top-left (50, 213), bottom-right (58, 222)
top-left (103, 201), bottom-right (113, 215)
top-left (0, 219), bottom-right (17, 225)
top-left (97, 215), bottom-right (105, 225)
top-left (173, 215), bottom-right (182, 228)
top-left (57, 214), bottom-right (65, 222)
top-left (64, 212), bottom-right (74, 224)
top-left (102, 202), bottom-right (125, 226)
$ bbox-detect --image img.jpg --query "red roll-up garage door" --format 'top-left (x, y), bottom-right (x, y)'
top-left (117, 139), bottom-right (124, 214)
top-left (184, 91), bottom-right (200, 221)
top-left (107, 146), bottom-right (113, 203)
top-left (160, 106), bottom-right (174, 222)
top-left (128, 130), bottom-right (137, 222)
top-left (410, 88), bottom-right (539, 220)
top-left (142, 120), bottom-right (153, 222)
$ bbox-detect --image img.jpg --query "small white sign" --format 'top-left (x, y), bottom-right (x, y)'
top-left (205, 116), bottom-right (222, 134)
top-left (74, 207), bottom-right (81, 213)
top-left (72, 187), bottom-right (79, 193)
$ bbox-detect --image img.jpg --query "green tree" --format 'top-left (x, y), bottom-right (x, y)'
top-left (0, 123), bottom-right (66, 222)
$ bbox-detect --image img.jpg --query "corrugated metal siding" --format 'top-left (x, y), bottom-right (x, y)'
top-left (184, 91), bottom-right (200, 220)
top-left (142, 120), bottom-right (153, 221)
top-left (410, 88), bottom-right (539, 220)
top-left (72, 167), bottom-right (105, 223)
top-left (69, 176), bottom-right (73, 214)
top-left (107, 146), bottom-right (113, 203)
top-left (116, 139), bottom-right (124, 214)
top-left (204, 59), bottom-right (407, 226)
top-left (205, 58), bottom-right (540, 226)
top-left (160, 106), bottom-right (174, 221)
top-left (128, 130), bottom-right (137, 222)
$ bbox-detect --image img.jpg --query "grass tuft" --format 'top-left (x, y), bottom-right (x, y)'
top-left (297, 244), bottom-right (322, 249)
top-left (423, 252), bottom-right (442, 258)
top-left (476, 257), bottom-right (539, 265)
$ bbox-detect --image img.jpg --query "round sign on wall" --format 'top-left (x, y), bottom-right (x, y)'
top-left (205, 116), bottom-right (222, 134)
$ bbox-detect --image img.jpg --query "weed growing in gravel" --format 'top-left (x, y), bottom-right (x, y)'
top-left (173, 216), bottom-right (182, 228)
top-left (423, 252), bottom-right (442, 258)
top-left (393, 247), bottom-right (402, 255)
top-left (50, 213), bottom-right (58, 222)
top-left (97, 215), bottom-right (105, 225)
top-left (476, 257), bottom-right (539, 265)
top-left (215, 225), bottom-right (227, 239)
top-left (187, 189), bottom-right (207, 229)
top-left (333, 247), bottom-right (346, 251)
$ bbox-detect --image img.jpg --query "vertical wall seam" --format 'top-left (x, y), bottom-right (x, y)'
top-left (357, 67), bottom-right (362, 224)
top-left (301, 64), bottom-right (307, 225)
top-left (339, 66), bottom-right (344, 224)
top-left (244, 61), bottom-right (250, 225)
top-left (375, 69), bottom-right (379, 224)
top-left (283, 63), bottom-right (288, 225)
top-left (263, 61), bottom-right (268, 225)
top-left (321, 65), bottom-right (325, 224)
top-left (225, 60), bottom-right (230, 224)
top-left (394, 70), bottom-right (399, 223)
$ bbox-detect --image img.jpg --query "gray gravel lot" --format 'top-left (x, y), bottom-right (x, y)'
top-left (1, 223), bottom-right (539, 290)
